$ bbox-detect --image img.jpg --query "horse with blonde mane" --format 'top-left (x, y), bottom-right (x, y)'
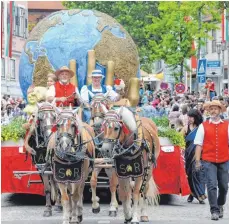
top-left (47, 106), bottom-right (95, 224)
top-left (24, 98), bottom-right (62, 216)
top-left (100, 106), bottom-right (160, 224)
top-left (89, 94), bottom-right (119, 216)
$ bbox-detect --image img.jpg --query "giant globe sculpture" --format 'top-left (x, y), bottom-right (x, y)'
top-left (19, 9), bottom-right (140, 99)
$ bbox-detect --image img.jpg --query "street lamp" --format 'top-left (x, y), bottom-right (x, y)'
top-left (221, 41), bottom-right (226, 82)
top-left (216, 42), bottom-right (221, 60)
top-left (216, 43), bottom-right (222, 95)
top-left (216, 42), bottom-right (227, 95)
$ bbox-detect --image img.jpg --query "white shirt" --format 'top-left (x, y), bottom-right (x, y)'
top-left (80, 85), bottom-right (119, 103)
top-left (194, 118), bottom-right (229, 146)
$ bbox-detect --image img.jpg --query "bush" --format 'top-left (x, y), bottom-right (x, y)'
top-left (158, 127), bottom-right (185, 148)
top-left (152, 117), bottom-right (185, 148)
top-left (1, 117), bottom-right (27, 142)
top-left (152, 116), bottom-right (169, 127)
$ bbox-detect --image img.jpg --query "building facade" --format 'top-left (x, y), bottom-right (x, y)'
top-left (153, 22), bottom-right (229, 95)
top-left (203, 26), bottom-right (229, 95)
top-left (28, 1), bottom-right (65, 32)
top-left (1, 1), bottom-right (28, 97)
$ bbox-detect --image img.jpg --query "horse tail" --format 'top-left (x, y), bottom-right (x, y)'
top-left (50, 177), bottom-right (56, 203)
top-left (146, 176), bottom-right (160, 206)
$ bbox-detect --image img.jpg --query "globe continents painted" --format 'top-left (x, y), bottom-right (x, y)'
top-left (19, 9), bottom-right (140, 99)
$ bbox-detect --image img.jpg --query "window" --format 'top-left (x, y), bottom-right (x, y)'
top-left (1, 58), bottom-right (5, 79)
top-left (224, 68), bottom-right (228, 80)
top-left (156, 60), bottom-right (162, 71)
top-left (212, 30), bottom-right (216, 53)
top-left (14, 6), bottom-right (28, 38)
top-left (10, 59), bottom-right (15, 80)
top-left (19, 8), bottom-right (25, 37)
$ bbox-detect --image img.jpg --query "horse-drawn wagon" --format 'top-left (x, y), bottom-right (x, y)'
top-left (1, 8), bottom-right (190, 224)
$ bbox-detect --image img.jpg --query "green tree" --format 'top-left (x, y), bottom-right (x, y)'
top-left (147, 1), bottom-right (221, 80)
top-left (62, 1), bottom-right (159, 73)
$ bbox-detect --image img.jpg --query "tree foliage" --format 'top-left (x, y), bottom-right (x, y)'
top-left (62, 1), bottom-right (159, 73)
top-left (63, 1), bottom-right (223, 76)
top-left (147, 1), bottom-right (221, 78)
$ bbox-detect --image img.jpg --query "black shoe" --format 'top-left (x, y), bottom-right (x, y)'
top-left (187, 194), bottom-right (194, 203)
top-left (219, 206), bottom-right (224, 218)
top-left (199, 200), bottom-right (205, 204)
top-left (211, 213), bottom-right (219, 221)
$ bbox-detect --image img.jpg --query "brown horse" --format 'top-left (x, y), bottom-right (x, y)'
top-left (47, 107), bottom-right (95, 224)
top-left (89, 95), bottom-right (119, 216)
top-left (100, 107), bottom-right (160, 224)
top-left (24, 101), bottom-right (62, 217)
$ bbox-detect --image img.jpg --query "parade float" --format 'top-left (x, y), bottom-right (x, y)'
top-left (1, 9), bottom-right (190, 196)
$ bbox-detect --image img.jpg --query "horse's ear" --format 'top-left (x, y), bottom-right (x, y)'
top-left (103, 106), bottom-right (108, 114)
top-left (55, 106), bottom-right (61, 114)
top-left (104, 91), bottom-right (110, 98)
top-left (117, 106), bottom-right (123, 115)
top-left (69, 103), bottom-right (72, 110)
top-left (73, 107), bottom-right (79, 114)
top-left (51, 98), bottom-right (56, 106)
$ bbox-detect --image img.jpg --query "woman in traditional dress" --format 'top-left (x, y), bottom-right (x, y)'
top-left (181, 109), bottom-right (207, 204)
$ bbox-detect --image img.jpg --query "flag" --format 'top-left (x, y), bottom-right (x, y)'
top-left (1, 2), bottom-right (3, 58)
top-left (3, 1), bottom-right (14, 58)
top-left (226, 10), bottom-right (229, 42)
top-left (191, 41), bottom-right (197, 69)
top-left (222, 8), bottom-right (229, 43)
top-left (9, 1), bottom-right (14, 58)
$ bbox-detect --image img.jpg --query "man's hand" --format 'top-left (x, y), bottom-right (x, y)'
top-left (59, 97), bottom-right (67, 102)
top-left (25, 145), bottom-right (36, 155)
top-left (195, 160), bottom-right (202, 171)
top-left (22, 123), bottom-right (30, 130)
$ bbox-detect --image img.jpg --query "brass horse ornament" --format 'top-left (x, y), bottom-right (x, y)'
top-left (100, 107), bottom-right (160, 224)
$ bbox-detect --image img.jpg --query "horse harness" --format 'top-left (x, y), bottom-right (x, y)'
top-left (102, 111), bottom-right (156, 195)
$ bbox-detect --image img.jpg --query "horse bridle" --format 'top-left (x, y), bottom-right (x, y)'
top-left (35, 106), bottom-right (56, 148)
top-left (102, 115), bottom-right (142, 158)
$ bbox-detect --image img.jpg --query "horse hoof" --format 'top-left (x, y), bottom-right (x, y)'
top-left (124, 217), bottom-right (132, 224)
top-left (54, 205), bottom-right (63, 212)
top-left (43, 210), bottom-right (52, 217)
top-left (109, 211), bottom-right (117, 217)
top-left (140, 216), bottom-right (149, 222)
top-left (63, 221), bottom-right (70, 224)
top-left (70, 219), bottom-right (79, 224)
top-left (78, 215), bottom-right (83, 223)
top-left (92, 207), bottom-right (100, 214)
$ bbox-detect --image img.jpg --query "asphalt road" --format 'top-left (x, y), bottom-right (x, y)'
top-left (1, 193), bottom-right (229, 224)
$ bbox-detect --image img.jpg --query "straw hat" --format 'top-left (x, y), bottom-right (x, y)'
top-left (91, 69), bottom-right (104, 78)
top-left (55, 66), bottom-right (74, 78)
top-left (203, 100), bottom-right (226, 112)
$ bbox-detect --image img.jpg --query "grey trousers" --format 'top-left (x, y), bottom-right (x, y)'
top-left (202, 160), bottom-right (229, 214)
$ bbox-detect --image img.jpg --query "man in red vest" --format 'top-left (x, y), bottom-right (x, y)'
top-left (48, 66), bottom-right (81, 107)
top-left (205, 78), bottom-right (216, 100)
top-left (194, 100), bottom-right (229, 221)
